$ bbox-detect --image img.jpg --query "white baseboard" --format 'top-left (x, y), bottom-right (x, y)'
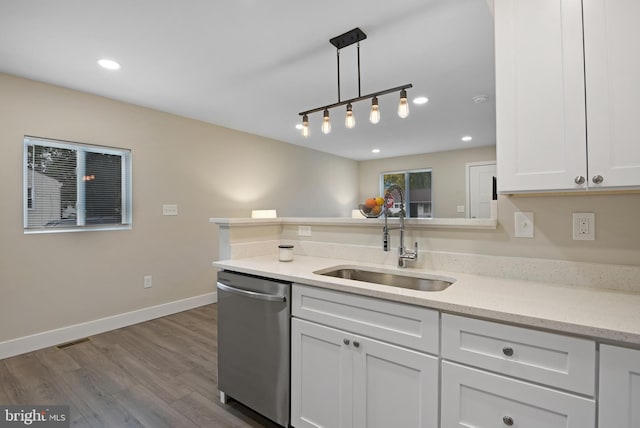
top-left (0, 292), bottom-right (217, 360)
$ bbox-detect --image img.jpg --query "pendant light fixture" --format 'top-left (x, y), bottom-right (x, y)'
top-left (321, 109), bottom-right (331, 134)
top-left (299, 27), bottom-right (412, 137)
top-left (301, 114), bottom-right (310, 138)
top-left (369, 96), bottom-right (380, 124)
top-left (398, 89), bottom-right (409, 118)
top-left (345, 103), bottom-right (355, 129)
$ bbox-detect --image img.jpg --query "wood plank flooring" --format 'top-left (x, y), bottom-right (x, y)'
top-left (0, 304), bottom-right (281, 428)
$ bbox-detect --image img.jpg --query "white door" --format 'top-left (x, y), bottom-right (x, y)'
top-left (495, 0), bottom-right (587, 192)
top-left (467, 162), bottom-right (496, 218)
top-left (352, 334), bottom-right (439, 428)
top-left (291, 319), bottom-right (353, 428)
top-left (441, 362), bottom-right (595, 428)
top-left (599, 345), bottom-right (640, 427)
top-left (583, 0), bottom-right (640, 189)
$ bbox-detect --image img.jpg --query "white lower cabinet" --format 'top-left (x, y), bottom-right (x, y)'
top-left (441, 362), bottom-right (595, 428)
top-left (291, 318), bottom-right (439, 428)
top-left (599, 344), bottom-right (640, 427)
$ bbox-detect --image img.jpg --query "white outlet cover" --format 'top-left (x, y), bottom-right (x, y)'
top-left (573, 212), bottom-right (595, 240)
top-left (456, 205), bottom-right (465, 213)
top-left (162, 204), bottom-right (178, 216)
top-left (514, 211), bottom-right (534, 238)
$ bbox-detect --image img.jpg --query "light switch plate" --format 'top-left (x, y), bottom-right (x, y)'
top-left (514, 211), bottom-right (534, 238)
top-left (298, 225), bottom-right (312, 236)
top-left (162, 204), bottom-right (178, 216)
top-left (573, 212), bottom-right (595, 240)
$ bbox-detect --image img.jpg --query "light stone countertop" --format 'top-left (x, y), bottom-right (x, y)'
top-left (213, 254), bottom-right (640, 346)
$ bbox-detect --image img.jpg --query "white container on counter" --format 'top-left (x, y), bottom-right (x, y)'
top-left (278, 244), bottom-right (294, 262)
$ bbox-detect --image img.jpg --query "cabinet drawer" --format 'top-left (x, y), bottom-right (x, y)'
top-left (441, 361), bottom-right (595, 428)
top-left (292, 284), bottom-right (439, 355)
top-left (442, 314), bottom-right (595, 395)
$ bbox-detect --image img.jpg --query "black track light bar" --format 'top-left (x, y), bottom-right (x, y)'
top-left (298, 83), bottom-right (413, 117)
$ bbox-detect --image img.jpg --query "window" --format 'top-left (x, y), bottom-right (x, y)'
top-left (23, 136), bottom-right (132, 233)
top-left (380, 169), bottom-right (432, 218)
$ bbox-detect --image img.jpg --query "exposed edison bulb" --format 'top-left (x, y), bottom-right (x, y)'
top-left (398, 89), bottom-right (410, 119)
top-left (302, 114), bottom-right (310, 138)
top-left (369, 96), bottom-right (381, 124)
top-left (321, 109), bottom-right (331, 134)
top-left (345, 103), bottom-right (356, 129)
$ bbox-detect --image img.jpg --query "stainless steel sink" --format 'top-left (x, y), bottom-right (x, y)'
top-left (315, 266), bottom-right (455, 292)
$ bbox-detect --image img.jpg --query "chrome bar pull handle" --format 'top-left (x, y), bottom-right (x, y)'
top-left (217, 282), bottom-right (286, 302)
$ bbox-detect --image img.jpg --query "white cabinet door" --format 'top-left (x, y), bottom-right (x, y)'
top-left (599, 345), bottom-right (640, 427)
top-left (291, 318), bottom-right (352, 428)
top-left (495, 0), bottom-right (587, 192)
top-left (352, 335), bottom-right (439, 428)
top-left (441, 362), bottom-right (595, 428)
top-left (583, 0), bottom-right (640, 189)
top-left (292, 318), bottom-right (439, 428)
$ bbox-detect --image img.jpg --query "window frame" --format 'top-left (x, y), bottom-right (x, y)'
top-left (23, 136), bottom-right (132, 234)
top-left (379, 168), bottom-right (433, 218)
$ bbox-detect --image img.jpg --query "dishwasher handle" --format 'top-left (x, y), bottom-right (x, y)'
top-left (217, 282), bottom-right (287, 302)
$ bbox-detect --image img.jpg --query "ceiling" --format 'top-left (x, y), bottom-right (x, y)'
top-left (0, 0), bottom-right (495, 161)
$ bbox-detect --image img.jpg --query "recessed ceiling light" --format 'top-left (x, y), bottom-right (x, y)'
top-left (472, 94), bottom-right (489, 104)
top-left (295, 124), bottom-right (303, 130)
top-left (413, 96), bottom-right (429, 105)
top-left (461, 136), bottom-right (473, 142)
top-left (372, 148), bottom-right (381, 153)
top-left (97, 59), bottom-right (121, 70)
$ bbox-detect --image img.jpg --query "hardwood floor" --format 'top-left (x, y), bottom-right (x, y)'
top-left (0, 304), bottom-right (281, 427)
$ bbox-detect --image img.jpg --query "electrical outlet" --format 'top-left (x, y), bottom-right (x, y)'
top-left (573, 213), bottom-right (595, 240)
top-left (144, 275), bottom-right (153, 288)
top-left (456, 205), bottom-right (465, 213)
top-left (298, 225), bottom-right (312, 236)
top-left (162, 204), bottom-right (178, 216)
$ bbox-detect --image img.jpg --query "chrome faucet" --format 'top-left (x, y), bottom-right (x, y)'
top-left (383, 185), bottom-right (418, 268)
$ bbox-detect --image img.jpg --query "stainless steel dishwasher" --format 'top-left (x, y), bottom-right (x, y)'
top-left (216, 270), bottom-right (291, 427)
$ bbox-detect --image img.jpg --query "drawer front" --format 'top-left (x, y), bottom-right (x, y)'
top-left (441, 361), bottom-right (596, 428)
top-left (292, 284), bottom-right (439, 355)
top-left (441, 313), bottom-right (596, 395)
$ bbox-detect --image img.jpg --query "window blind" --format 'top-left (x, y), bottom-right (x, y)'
top-left (24, 136), bottom-right (132, 232)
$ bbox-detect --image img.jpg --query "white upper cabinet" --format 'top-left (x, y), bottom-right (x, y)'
top-left (495, 0), bottom-right (586, 192)
top-left (496, 0), bottom-right (640, 192)
top-left (583, 0), bottom-right (640, 188)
